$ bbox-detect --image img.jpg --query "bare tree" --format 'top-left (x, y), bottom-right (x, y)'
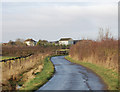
top-left (98, 28), bottom-right (104, 41)
top-left (98, 28), bottom-right (113, 41)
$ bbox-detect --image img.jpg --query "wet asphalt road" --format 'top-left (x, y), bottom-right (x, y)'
top-left (37, 56), bottom-right (106, 91)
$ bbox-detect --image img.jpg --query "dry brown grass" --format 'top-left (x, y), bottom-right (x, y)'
top-left (2, 46), bottom-right (59, 57)
top-left (1, 45), bottom-right (59, 90)
top-left (69, 30), bottom-right (118, 72)
top-left (2, 53), bottom-right (49, 90)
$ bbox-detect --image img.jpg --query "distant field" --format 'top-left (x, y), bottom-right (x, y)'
top-left (0, 56), bottom-right (15, 60)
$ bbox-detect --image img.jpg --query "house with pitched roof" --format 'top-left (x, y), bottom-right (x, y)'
top-left (24, 39), bottom-right (36, 46)
top-left (59, 38), bottom-right (73, 45)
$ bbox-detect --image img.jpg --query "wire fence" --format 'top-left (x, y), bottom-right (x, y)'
top-left (0, 54), bottom-right (33, 69)
top-left (1, 53), bottom-right (49, 90)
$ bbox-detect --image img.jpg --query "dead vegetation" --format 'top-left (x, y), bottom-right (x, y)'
top-left (69, 29), bottom-right (118, 72)
top-left (2, 46), bottom-right (59, 57)
top-left (1, 45), bottom-right (59, 91)
top-left (2, 53), bottom-right (49, 90)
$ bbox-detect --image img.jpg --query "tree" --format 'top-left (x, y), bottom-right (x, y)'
top-left (98, 28), bottom-right (104, 41)
top-left (98, 28), bottom-right (113, 41)
top-left (37, 40), bottom-right (48, 46)
top-left (8, 40), bottom-right (16, 46)
top-left (15, 38), bottom-right (25, 46)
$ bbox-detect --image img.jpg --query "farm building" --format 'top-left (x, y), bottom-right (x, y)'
top-left (59, 38), bottom-right (73, 45)
top-left (24, 39), bottom-right (36, 46)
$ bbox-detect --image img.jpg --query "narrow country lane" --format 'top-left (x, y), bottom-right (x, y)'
top-left (37, 56), bottom-right (106, 91)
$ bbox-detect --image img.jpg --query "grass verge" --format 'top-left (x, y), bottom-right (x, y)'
top-left (19, 56), bottom-right (54, 91)
top-left (65, 56), bottom-right (119, 90)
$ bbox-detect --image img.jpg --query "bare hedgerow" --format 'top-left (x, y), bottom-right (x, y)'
top-left (69, 28), bottom-right (118, 71)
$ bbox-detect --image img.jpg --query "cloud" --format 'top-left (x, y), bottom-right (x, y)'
top-left (1, 0), bottom-right (119, 3)
top-left (2, 2), bottom-right (118, 42)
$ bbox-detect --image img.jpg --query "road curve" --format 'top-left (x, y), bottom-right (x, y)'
top-left (37, 56), bottom-right (106, 91)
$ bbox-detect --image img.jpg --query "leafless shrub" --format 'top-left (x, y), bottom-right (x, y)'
top-left (69, 29), bottom-right (118, 71)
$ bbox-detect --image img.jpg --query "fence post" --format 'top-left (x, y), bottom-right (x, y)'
top-left (20, 58), bottom-right (21, 66)
top-left (32, 56), bottom-right (34, 62)
top-left (25, 57), bottom-right (26, 61)
top-left (11, 60), bottom-right (13, 69)
top-left (9, 61), bottom-right (11, 69)
top-left (15, 59), bottom-right (17, 67)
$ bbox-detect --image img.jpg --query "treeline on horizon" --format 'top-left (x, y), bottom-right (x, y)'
top-left (2, 39), bottom-right (57, 46)
top-left (69, 28), bottom-right (118, 71)
top-left (2, 38), bottom-right (70, 56)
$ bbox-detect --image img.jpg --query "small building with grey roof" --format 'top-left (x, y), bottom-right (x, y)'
top-left (59, 38), bottom-right (73, 45)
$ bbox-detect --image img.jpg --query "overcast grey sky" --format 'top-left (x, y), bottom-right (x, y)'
top-left (1, 0), bottom-right (118, 42)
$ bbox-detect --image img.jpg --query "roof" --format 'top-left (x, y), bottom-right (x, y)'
top-left (59, 38), bottom-right (73, 41)
top-left (24, 39), bottom-right (36, 42)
